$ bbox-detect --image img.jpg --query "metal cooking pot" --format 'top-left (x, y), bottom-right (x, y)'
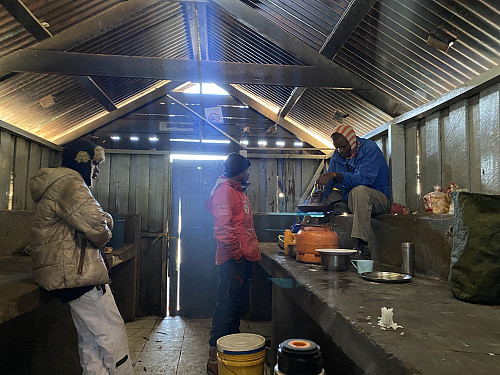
top-left (317, 249), bottom-right (358, 272)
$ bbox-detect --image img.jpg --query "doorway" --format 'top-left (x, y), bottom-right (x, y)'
top-left (170, 159), bottom-right (222, 318)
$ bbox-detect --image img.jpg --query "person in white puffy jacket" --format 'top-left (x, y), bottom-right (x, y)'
top-left (29, 139), bottom-right (133, 375)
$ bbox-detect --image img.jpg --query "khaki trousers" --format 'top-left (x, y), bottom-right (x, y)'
top-left (328, 186), bottom-right (390, 243)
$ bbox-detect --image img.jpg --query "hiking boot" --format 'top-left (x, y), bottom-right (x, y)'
top-left (360, 246), bottom-right (372, 260)
top-left (207, 346), bottom-right (218, 375)
top-left (352, 238), bottom-right (371, 260)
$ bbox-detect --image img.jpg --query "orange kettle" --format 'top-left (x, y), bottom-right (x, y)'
top-left (295, 224), bottom-right (339, 263)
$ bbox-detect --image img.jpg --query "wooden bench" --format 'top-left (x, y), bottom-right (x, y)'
top-left (0, 211), bottom-right (141, 375)
top-left (0, 211), bottom-right (141, 324)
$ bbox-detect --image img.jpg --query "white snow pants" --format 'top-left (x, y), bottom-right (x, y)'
top-left (68, 286), bottom-right (133, 375)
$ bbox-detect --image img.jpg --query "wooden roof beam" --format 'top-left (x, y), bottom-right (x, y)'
top-left (279, 0), bottom-right (378, 119)
top-left (0, 49), bottom-right (369, 88)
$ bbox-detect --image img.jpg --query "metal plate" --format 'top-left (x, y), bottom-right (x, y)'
top-left (361, 271), bottom-right (412, 283)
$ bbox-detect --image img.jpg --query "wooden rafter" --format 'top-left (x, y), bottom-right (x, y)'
top-left (0, 50), bottom-right (369, 88)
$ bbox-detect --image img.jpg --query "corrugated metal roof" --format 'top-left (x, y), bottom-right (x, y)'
top-left (206, 3), bottom-right (393, 141)
top-left (249, 0), bottom-right (500, 110)
top-left (0, 0), bottom-right (498, 146)
top-left (287, 88), bottom-right (393, 139)
top-left (333, 0), bottom-right (500, 108)
top-left (239, 0), bottom-right (349, 50)
top-left (26, 0), bottom-right (121, 34)
top-left (207, 6), bottom-right (305, 65)
top-left (0, 1), bottom-right (190, 141)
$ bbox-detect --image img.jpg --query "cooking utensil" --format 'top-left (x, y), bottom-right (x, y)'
top-left (297, 203), bottom-right (335, 213)
top-left (287, 244), bottom-right (297, 258)
top-left (361, 271), bottom-right (412, 283)
top-left (297, 190), bottom-right (335, 212)
top-left (278, 235), bottom-right (285, 250)
top-left (316, 249), bottom-right (358, 271)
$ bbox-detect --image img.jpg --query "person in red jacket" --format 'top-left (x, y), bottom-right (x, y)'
top-left (205, 153), bottom-right (261, 375)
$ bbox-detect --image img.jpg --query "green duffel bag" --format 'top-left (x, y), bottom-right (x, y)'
top-left (449, 192), bottom-right (500, 304)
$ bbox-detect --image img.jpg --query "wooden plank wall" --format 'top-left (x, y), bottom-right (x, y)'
top-left (247, 157), bottom-right (321, 213)
top-left (391, 82), bottom-right (500, 212)
top-left (0, 129), bottom-right (60, 211)
top-left (91, 151), bottom-right (172, 316)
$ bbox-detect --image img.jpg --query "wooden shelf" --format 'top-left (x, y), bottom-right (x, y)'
top-left (105, 243), bottom-right (136, 268)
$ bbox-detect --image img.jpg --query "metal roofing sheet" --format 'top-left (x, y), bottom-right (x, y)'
top-left (207, 5), bottom-right (305, 65)
top-left (238, 0), bottom-right (350, 51)
top-left (0, 73), bottom-right (103, 138)
top-left (0, 0), bottom-right (499, 146)
top-left (287, 87), bottom-right (393, 141)
top-left (0, 1), bottom-right (191, 141)
top-left (236, 0), bottom-right (500, 112)
top-left (25, 0), bottom-right (121, 34)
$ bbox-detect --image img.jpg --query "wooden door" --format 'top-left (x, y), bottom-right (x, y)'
top-left (170, 159), bottom-right (221, 318)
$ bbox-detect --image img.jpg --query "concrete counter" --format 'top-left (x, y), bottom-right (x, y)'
top-left (0, 244), bottom-right (137, 325)
top-left (258, 242), bottom-right (500, 375)
top-left (0, 255), bottom-right (48, 324)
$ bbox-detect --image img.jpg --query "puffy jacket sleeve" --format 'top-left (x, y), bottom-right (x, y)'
top-left (55, 178), bottom-right (112, 248)
top-left (210, 184), bottom-right (242, 260)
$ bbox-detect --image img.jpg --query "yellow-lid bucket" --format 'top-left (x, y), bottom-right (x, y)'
top-left (217, 333), bottom-right (266, 375)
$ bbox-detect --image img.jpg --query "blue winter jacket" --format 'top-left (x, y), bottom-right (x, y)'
top-left (322, 137), bottom-right (390, 203)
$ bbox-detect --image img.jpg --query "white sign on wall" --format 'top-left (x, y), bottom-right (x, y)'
top-left (204, 106), bottom-right (224, 123)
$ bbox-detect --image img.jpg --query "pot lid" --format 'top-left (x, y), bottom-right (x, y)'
top-left (316, 249), bottom-right (358, 255)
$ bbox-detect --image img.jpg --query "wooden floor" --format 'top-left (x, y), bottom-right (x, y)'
top-left (126, 317), bottom-right (272, 374)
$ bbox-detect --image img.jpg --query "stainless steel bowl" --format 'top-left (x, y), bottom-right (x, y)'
top-left (317, 249), bottom-right (358, 272)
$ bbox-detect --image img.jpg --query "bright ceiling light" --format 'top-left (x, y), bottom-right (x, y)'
top-left (110, 136), bottom-right (120, 141)
top-left (130, 136), bottom-right (139, 141)
top-left (181, 83), bottom-right (229, 95)
top-left (276, 140), bottom-right (285, 147)
top-left (170, 154), bottom-right (226, 162)
top-left (294, 141), bottom-right (303, 147)
top-left (149, 136), bottom-right (159, 141)
top-left (240, 140), bottom-right (249, 145)
top-left (202, 139), bottom-right (230, 144)
top-left (170, 138), bottom-right (200, 143)
top-left (258, 140), bottom-right (267, 146)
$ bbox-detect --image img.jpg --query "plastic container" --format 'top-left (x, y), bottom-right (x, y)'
top-left (274, 338), bottom-right (325, 375)
top-left (295, 225), bottom-right (338, 264)
top-left (217, 333), bottom-right (266, 375)
top-left (106, 214), bottom-right (125, 250)
top-left (283, 229), bottom-right (296, 256)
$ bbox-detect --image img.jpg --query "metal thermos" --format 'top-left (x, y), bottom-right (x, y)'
top-left (401, 242), bottom-right (415, 276)
top-left (274, 339), bottom-right (325, 375)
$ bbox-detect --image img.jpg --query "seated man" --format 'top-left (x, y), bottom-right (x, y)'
top-left (316, 124), bottom-right (390, 259)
